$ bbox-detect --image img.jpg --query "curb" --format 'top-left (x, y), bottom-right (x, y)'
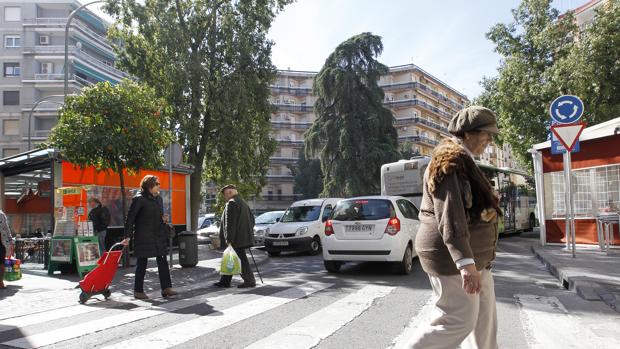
top-left (531, 244), bottom-right (620, 313)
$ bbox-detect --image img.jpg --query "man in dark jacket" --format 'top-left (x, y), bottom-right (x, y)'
top-left (88, 198), bottom-right (111, 253)
top-left (214, 184), bottom-right (256, 288)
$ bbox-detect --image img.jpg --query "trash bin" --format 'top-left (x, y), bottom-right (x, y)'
top-left (178, 231), bottom-right (198, 267)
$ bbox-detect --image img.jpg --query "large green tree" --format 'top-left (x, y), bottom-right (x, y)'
top-left (476, 0), bottom-right (577, 171)
top-left (104, 0), bottom-right (290, 228)
top-left (478, 0), bottom-right (620, 171)
top-left (305, 32), bottom-right (399, 197)
top-left (48, 80), bottom-right (172, 219)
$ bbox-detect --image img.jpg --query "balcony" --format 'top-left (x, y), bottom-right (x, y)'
top-left (395, 117), bottom-right (448, 133)
top-left (384, 98), bottom-right (451, 119)
top-left (23, 18), bottom-right (113, 52)
top-left (271, 121), bottom-right (312, 130)
top-left (398, 135), bottom-right (440, 147)
top-left (270, 157), bottom-right (299, 165)
top-left (272, 103), bottom-right (313, 113)
top-left (261, 194), bottom-right (304, 202)
top-left (275, 139), bottom-right (304, 147)
top-left (379, 81), bottom-right (464, 111)
top-left (22, 73), bottom-right (94, 88)
top-left (266, 174), bottom-right (295, 183)
top-left (22, 46), bottom-right (129, 80)
top-left (270, 86), bottom-right (312, 96)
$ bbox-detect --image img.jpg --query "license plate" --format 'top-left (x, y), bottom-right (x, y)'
top-left (273, 241), bottom-right (289, 246)
top-left (345, 225), bottom-right (373, 233)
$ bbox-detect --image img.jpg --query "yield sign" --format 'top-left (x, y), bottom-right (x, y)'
top-left (551, 122), bottom-right (586, 152)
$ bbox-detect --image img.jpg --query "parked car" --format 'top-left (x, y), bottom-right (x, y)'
top-left (197, 214), bottom-right (220, 244)
top-left (253, 210), bottom-right (285, 246)
top-left (264, 198), bottom-right (342, 256)
top-left (322, 196), bottom-right (420, 274)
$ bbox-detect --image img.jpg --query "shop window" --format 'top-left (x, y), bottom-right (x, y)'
top-left (4, 7), bottom-right (20, 21)
top-left (3, 62), bottom-right (20, 77)
top-left (3, 91), bottom-right (19, 105)
top-left (4, 35), bottom-right (20, 48)
top-left (550, 164), bottom-right (620, 218)
top-left (3, 119), bottom-right (19, 135)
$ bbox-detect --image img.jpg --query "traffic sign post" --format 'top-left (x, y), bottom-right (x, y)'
top-left (549, 95), bottom-right (585, 258)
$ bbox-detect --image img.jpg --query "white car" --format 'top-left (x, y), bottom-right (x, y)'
top-left (322, 196), bottom-right (420, 274)
top-left (264, 198), bottom-right (342, 256)
top-left (197, 214), bottom-right (220, 244)
top-left (253, 210), bottom-right (285, 246)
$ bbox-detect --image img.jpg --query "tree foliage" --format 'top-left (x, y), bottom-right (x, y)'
top-left (291, 145), bottom-right (323, 199)
top-left (305, 32), bottom-right (399, 197)
top-left (48, 80), bottom-right (172, 218)
top-left (104, 0), bottom-right (290, 226)
top-left (477, 0), bottom-right (620, 171)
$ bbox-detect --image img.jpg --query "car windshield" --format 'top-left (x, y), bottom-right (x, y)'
top-left (255, 211), bottom-right (283, 224)
top-left (280, 206), bottom-right (322, 223)
top-left (331, 199), bottom-right (394, 221)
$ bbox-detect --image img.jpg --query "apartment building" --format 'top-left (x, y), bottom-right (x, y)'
top-left (259, 64), bottom-right (507, 211)
top-left (0, 0), bottom-right (128, 157)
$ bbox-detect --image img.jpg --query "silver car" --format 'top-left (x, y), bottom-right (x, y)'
top-left (253, 211), bottom-right (285, 246)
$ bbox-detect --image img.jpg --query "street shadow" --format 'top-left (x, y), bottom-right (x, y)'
top-left (0, 285), bottom-right (23, 299)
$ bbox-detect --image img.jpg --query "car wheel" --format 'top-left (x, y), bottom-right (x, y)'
top-left (324, 261), bottom-right (342, 273)
top-left (268, 251), bottom-right (281, 257)
top-left (308, 236), bottom-right (321, 256)
top-left (397, 244), bottom-right (413, 275)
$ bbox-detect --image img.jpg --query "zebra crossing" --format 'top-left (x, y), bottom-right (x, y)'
top-left (2, 274), bottom-right (619, 349)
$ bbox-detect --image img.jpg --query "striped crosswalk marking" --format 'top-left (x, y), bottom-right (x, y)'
top-left (101, 281), bottom-right (334, 349)
top-left (387, 297), bottom-right (435, 349)
top-left (146, 257), bottom-right (220, 273)
top-left (1, 281), bottom-right (283, 349)
top-left (246, 284), bottom-right (395, 349)
top-left (515, 294), bottom-right (620, 349)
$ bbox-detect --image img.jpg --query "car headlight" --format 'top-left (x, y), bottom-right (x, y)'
top-left (295, 226), bottom-right (308, 236)
top-left (255, 229), bottom-right (265, 236)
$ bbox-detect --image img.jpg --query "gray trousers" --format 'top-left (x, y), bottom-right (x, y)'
top-left (95, 230), bottom-right (107, 253)
top-left (219, 247), bottom-right (256, 285)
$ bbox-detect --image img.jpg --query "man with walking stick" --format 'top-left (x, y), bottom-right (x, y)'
top-left (214, 185), bottom-right (259, 288)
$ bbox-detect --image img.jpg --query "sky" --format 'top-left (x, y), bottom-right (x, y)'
top-left (90, 0), bottom-right (589, 100)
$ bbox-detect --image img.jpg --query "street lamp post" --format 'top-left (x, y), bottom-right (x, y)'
top-left (28, 95), bottom-right (66, 151)
top-left (64, 0), bottom-right (105, 97)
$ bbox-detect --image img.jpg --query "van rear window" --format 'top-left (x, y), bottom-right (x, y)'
top-left (331, 199), bottom-right (394, 221)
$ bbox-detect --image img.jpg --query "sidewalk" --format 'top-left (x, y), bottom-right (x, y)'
top-left (529, 231), bottom-right (620, 312)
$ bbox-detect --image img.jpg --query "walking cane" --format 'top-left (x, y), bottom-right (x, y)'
top-left (248, 248), bottom-right (263, 284)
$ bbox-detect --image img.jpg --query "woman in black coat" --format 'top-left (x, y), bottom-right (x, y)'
top-left (122, 175), bottom-right (177, 299)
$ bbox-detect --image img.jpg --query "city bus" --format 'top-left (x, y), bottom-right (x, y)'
top-left (381, 157), bottom-right (537, 235)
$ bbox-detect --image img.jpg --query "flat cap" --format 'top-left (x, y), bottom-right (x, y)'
top-left (448, 106), bottom-right (500, 135)
top-left (219, 184), bottom-right (237, 193)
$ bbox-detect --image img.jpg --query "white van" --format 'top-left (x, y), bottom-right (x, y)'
top-left (264, 198), bottom-right (342, 256)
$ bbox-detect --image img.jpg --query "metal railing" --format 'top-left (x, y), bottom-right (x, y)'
top-left (380, 81), bottom-right (464, 110)
top-left (384, 98), bottom-right (451, 118)
top-left (270, 157), bottom-right (299, 164)
top-left (395, 117), bottom-right (449, 133)
top-left (272, 103), bottom-right (313, 113)
top-left (398, 135), bottom-right (440, 146)
top-left (271, 121), bottom-right (312, 130)
top-left (262, 194), bottom-right (304, 201)
top-left (275, 139), bottom-right (304, 146)
top-left (27, 73), bottom-right (93, 87)
top-left (23, 45), bottom-right (127, 79)
top-left (270, 86), bottom-right (313, 96)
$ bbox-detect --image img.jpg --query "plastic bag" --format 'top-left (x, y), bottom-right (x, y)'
top-left (3, 257), bottom-right (22, 281)
top-left (220, 246), bottom-right (242, 275)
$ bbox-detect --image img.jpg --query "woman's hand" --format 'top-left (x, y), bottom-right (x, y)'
top-left (460, 264), bottom-right (481, 294)
top-left (121, 238), bottom-right (130, 246)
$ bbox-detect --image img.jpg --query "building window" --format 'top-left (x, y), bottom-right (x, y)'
top-left (4, 35), bottom-right (20, 48)
top-left (2, 148), bottom-right (20, 158)
top-left (3, 119), bottom-right (19, 135)
top-left (4, 7), bottom-right (21, 21)
top-left (3, 63), bottom-right (20, 77)
top-left (3, 91), bottom-right (19, 105)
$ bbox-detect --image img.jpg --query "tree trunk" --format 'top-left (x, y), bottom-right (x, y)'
top-left (189, 163), bottom-right (203, 232)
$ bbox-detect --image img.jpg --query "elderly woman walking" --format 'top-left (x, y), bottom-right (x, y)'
top-left (122, 175), bottom-right (177, 299)
top-left (409, 106), bottom-right (503, 349)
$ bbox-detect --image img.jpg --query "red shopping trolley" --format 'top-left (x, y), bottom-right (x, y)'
top-left (78, 242), bottom-right (125, 304)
